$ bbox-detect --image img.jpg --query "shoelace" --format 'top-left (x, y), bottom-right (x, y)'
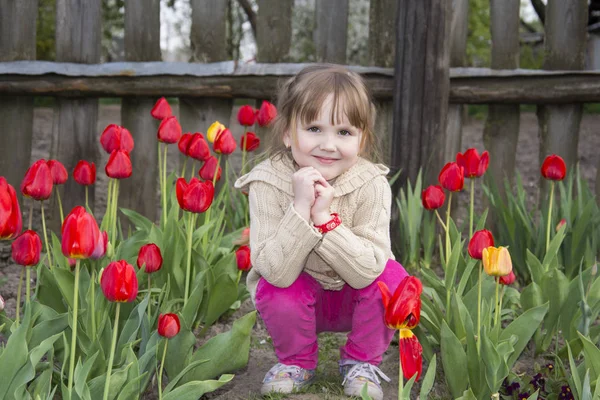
top-left (341, 362), bottom-right (391, 386)
top-left (265, 363), bottom-right (303, 381)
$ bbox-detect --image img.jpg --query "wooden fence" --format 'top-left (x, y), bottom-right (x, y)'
top-left (1, 0), bottom-right (599, 228)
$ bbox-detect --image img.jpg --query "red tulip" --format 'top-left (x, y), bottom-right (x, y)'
top-left (468, 229), bottom-right (494, 260)
top-left (11, 230), bottom-right (42, 266)
top-left (0, 177), bottom-right (23, 240)
top-left (157, 116), bottom-right (182, 144)
top-left (178, 133), bottom-right (192, 156)
top-left (21, 159), bottom-right (53, 201)
top-left (237, 105), bottom-right (257, 126)
top-left (151, 97), bottom-right (172, 120)
top-left (100, 260), bottom-right (138, 302)
top-left (187, 133), bottom-right (211, 161)
top-left (257, 101), bottom-right (277, 127)
top-left (378, 276), bottom-right (422, 330)
top-left (61, 206), bottom-right (101, 259)
top-left (240, 132), bottom-right (260, 152)
top-left (438, 162), bottom-right (464, 192)
top-left (236, 245), bottom-right (252, 271)
top-left (456, 148), bottom-right (489, 179)
top-left (73, 161), bottom-right (96, 186)
top-left (556, 218), bottom-right (567, 232)
top-left (90, 231), bottom-right (108, 260)
top-left (213, 128), bottom-right (237, 154)
top-left (100, 124), bottom-right (134, 154)
top-left (499, 270), bottom-right (516, 285)
top-left (541, 154), bottom-right (566, 181)
top-left (47, 160), bottom-right (68, 185)
top-left (105, 150), bottom-right (132, 179)
top-left (158, 313), bottom-right (180, 338)
top-left (199, 156), bottom-right (222, 182)
top-left (399, 329), bottom-right (423, 380)
top-left (137, 243), bottom-right (163, 273)
top-left (421, 185), bottom-right (445, 210)
top-left (176, 178), bottom-right (214, 213)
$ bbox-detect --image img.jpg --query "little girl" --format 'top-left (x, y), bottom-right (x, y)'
top-left (234, 64), bottom-right (408, 400)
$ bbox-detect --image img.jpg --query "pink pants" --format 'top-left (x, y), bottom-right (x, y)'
top-left (255, 259), bottom-right (408, 370)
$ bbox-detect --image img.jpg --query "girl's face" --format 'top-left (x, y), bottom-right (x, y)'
top-left (284, 94), bottom-right (362, 181)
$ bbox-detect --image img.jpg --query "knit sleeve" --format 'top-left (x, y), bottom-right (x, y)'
top-left (248, 181), bottom-right (322, 288)
top-left (314, 175), bottom-right (392, 289)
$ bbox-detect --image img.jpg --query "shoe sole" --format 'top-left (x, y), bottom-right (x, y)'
top-left (260, 377), bottom-right (315, 395)
top-left (344, 382), bottom-right (383, 400)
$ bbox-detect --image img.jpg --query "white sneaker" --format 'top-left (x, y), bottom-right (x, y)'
top-left (260, 362), bottom-right (316, 395)
top-left (339, 359), bottom-right (390, 400)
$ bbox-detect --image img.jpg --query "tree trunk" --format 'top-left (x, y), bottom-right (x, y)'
top-left (484, 0), bottom-right (521, 193)
top-left (119, 0), bottom-right (161, 226)
top-left (538, 0), bottom-right (588, 198)
top-left (51, 0), bottom-right (101, 231)
top-left (314, 0), bottom-right (349, 64)
top-left (391, 0), bottom-right (451, 193)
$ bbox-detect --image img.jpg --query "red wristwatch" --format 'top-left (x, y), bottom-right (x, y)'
top-left (315, 213), bottom-right (341, 234)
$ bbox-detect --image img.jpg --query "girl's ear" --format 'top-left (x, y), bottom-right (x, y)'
top-left (283, 132), bottom-right (291, 148)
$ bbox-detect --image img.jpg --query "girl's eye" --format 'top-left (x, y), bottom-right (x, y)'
top-left (339, 130), bottom-right (351, 136)
top-left (307, 126), bottom-right (320, 132)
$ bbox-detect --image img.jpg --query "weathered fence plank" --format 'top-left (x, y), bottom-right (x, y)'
top-left (315, 0), bottom-right (349, 64)
top-left (392, 1), bottom-right (451, 191)
top-left (257, 0), bottom-right (293, 62)
top-left (120, 0), bottom-right (161, 224)
top-left (483, 0), bottom-right (521, 190)
top-left (0, 0), bottom-right (38, 197)
top-left (51, 0), bottom-right (101, 231)
top-left (538, 0), bottom-right (588, 196)
top-left (369, 0), bottom-right (397, 165)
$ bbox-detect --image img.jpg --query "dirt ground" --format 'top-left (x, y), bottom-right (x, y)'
top-left (0, 105), bottom-right (598, 399)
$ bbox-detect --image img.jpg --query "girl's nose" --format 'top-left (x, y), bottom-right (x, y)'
top-left (319, 135), bottom-right (336, 151)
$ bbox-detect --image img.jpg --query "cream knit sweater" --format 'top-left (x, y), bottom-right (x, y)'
top-left (234, 152), bottom-right (394, 302)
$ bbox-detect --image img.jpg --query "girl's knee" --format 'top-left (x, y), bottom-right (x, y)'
top-left (371, 259), bottom-right (409, 293)
top-left (255, 272), bottom-right (319, 309)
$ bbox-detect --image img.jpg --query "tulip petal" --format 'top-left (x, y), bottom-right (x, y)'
top-left (399, 329), bottom-right (423, 380)
top-left (377, 281), bottom-right (392, 309)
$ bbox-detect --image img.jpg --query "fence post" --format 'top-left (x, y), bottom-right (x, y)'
top-left (391, 1), bottom-right (451, 191)
top-left (537, 0), bottom-right (588, 197)
top-left (483, 0), bottom-right (521, 191)
top-left (314, 0), bottom-right (349, 64)
top-left (120, 0), bottom-right (161, 225)
top-left (0, 1), bottom-right (38, 202)
top-left (369, 0), bottom-right (397, 166)
top-left (52, 0), bottom-right (101, 230)
top-left (180, 0), bottom-right (233, 185)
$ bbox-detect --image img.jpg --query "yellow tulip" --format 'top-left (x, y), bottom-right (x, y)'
top-left (482, 246), bottom-right (512, 277)
top-left (207, 121), bottom-right (225, 143)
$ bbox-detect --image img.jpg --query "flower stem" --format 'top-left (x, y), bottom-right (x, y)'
top-left (105, 179), bottom-right (113, 230)
top-left (163, 144), bottom-right (168, 226)
top-left (434, 210), bottom-right (447, 231)
top-left (241, 128), bottom-right (248, 175)
top-left (91, 271), bottom-right (96, 340)
top-left (398, 345), bottom-right (403, 400)
top-left (68, 260), bottom-right (81, 397)
top-left (148, 275), bottom-right (152, 318)
top-left (236, 269), bottom-right (243, 285)
top-left (497, 285), bottom-right (505, 328)
top-left (28, 201), bottom-right (33, 230)
top-left (26, 268), bottom-right (30, 304)
top-left (158, 142), bottom-right (164, 226)
top-left (545, 181), bottom-right (555, 254)
top-left (203, 155), bottom-right (221, 248)
top-left (85, 186), bottom-right (89, 211)
top-left (57, 188), bottom-right (65, 223)
top-left (445, 193), bottom-right (453, 267)
top-left (469, 179), bottom-right (475, 239)
top-left (493, 277), bottom-right (500, 328)
top-left (16, 268), bottom-right (23, 326)
top-left (111, 180), bottom-right (120, 244)
top-left (184, 212), bottom-right (194, 306)
top-left (158, 339), bottom-right (168, 400)
top-left (181, 158), bottom-right (188, 179)
top-left (41, 201), bottom-right (53, 270)
top-left (477, 261), bottom-right (482, 353)
top-left (103, 302), bottom-right (120, 400)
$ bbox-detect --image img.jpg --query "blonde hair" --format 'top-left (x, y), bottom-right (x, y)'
top-left (263, 64), bottom-right (381, 163)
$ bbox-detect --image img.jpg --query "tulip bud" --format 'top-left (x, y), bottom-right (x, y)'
top-left (199, 156), bottom-right (222, 182)
top-left (556, 218), bottom-right (566, 232)
top-left (105, 150), bottom-right (133, 179)
top-left (73, 161), bottom-right (96, 186)
top-left (187, 133), bottom-right (211, 161)
top-left (100, 124), bottom-right (134, 153)
top-left (137, 243), bottom-right (163, 273)
top-left (468, 229), bottom-right (494, 260)
top-left (438, 162), bottom-right (464, 192)
top-left (257, 101), bottom-right (277, 127)
top-left (151, 97), bottom-right (173, 120)
top-left (235, 245), bottom-right (252, 271)
top-left (0, 177), bottom-right (23, 240)
top-left (541, 154), bottom-right (566, 181)
top-left (421, 185), bottom-right (445, 210)
top-left (90, 231), bottom-right (108, 260)
top-left (175, 178), bottom-right (214, 213)
top-left (482, 246), bottom-right (513, 277)
top-left (178, 133), bottom-right (193, 156)
top-left (158, 313), bottom-right (181, 338)
top-left (157, 116), bottom-right (182, 144)
top-left (61, 206), bottom-right (101, 259)
top-left (100, 260), bottom-right (138, 302)
top-left (213, 128), bottom-right (237, 154)
top-left (456, 148), bottom-right (489, 179)
top-left (240, 132), bottom-right (260, 152)
top-left (237, 105), bottom-right (257, 126)
top-left (207, 121), bottom-right (225, 143)
top-left (47, 160), bottom-right (68, 185)
top-left (11, 230), bottom-right (42, 266)
top-left (499, 270), bottom-right (516, 285)
top-left (232, 227), bottom-right (250, 246)
top-left (21, 159), bottom-right (53, 201)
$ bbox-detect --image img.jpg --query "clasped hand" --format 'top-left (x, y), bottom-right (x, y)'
top-left (291, 167), bottom-right (334, 226)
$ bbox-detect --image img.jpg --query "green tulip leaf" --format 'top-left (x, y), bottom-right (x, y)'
top-left (578, 332), bottom-right (600, 384)
top-left (202, 274), bottom-right (238, 329)
top-left (162, 374), bottom-right (234, 400)
top-left (120, 208), bottom-right (154, 233)
top-left (0, 305), bottom-right (31, 400)
top-left (500, 303), bottom-right (548, 368)
top-left (115, 296), bottom-right (148, 363)
top-left (74, 351), bottom-right (99, 398)
top-left (440, 321), bottom-right (468, 399)
top-left (164, 359), bottom-right (210, 393)
top-left (419, 354), bottom-right (437, 399)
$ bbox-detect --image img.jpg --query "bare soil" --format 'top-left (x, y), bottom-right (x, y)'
top-left (0, 106), bottom-right (598, 399)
